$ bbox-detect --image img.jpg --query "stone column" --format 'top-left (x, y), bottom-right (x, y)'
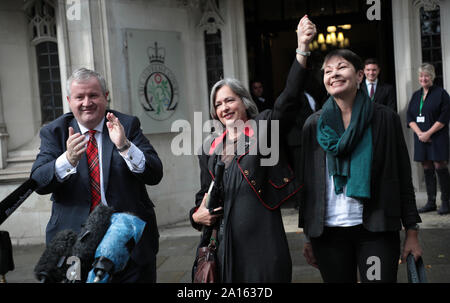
top-left (0, 82), bottom-right (8, 169)
top-left (392, 0), bottom-right (423, 190)
top-left (439, 0), bottom-right (450, 90)
top-left (56, 0), bottom-right (111, 112)
top-left (438, 0), bottom-right (450, 164)
top-left (220, 0), bottom-right (249, 84)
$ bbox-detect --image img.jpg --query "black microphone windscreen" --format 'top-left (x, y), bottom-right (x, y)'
top-left (71, 204), bottom-right (114, 281)
top-left (34, 229), bottom-right (77, 283)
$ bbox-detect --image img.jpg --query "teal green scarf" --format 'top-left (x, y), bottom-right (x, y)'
top-left (317, 90), bottom-right (374, 199)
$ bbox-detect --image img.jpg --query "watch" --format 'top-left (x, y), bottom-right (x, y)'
top-left (117, 139), bottom-right (131, 152)
top-left (406, 223), bottom-right (420, 231)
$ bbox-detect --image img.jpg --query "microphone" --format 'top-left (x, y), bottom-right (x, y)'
top-left (69, 204), bottom-right (114, 282)
top-left (86, 212), bottom-right (146, 283)
top-left (0, 178), bottom-right (36, 225)
top-left (205, 161), bottom-right (225, 212)
top-left (34, 229), bottom-right (77, 283)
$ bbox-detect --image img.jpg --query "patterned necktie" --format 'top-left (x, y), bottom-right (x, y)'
top-left (370, 83), bottom-right (375, 99)
top-left (86, 130), bottom-right (101, 212)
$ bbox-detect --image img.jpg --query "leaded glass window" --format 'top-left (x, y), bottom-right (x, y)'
top-left (36, 41), bottom-right (63, 124)
top-left (204, 30), bottom-right (224, 94)
top-left (420, 6), bottom-right (443, 87)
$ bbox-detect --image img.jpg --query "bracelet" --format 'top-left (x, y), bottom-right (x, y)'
top-left (296, 48), bottom-right (311, 57)
top-left (117, 139), bottom-right (131, 152)
top-left (406, 223), bottom-right (420, 231)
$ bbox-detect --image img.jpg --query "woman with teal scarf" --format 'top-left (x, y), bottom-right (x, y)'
top-left (299, 49), bottom-right (422, 282)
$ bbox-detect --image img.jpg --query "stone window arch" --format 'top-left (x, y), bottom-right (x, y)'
top-left (26, 0), bottom-right (57, 44)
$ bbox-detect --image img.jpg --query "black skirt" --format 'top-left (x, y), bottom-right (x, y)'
top-left (413, 132), bottom-right (449, 162)
top-left (218, 158), bottom-right (292, 283)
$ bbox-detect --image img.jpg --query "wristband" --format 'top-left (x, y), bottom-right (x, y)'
top-left (406, 223), bottom-right (420, 231)
top-left (296, 48), bottom-right (311, 56)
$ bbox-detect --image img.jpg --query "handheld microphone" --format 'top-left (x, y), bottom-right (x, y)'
top-left (34, 229), bottom-right (77, 283)
top-left (69, 204), bottom-right (114, 282)
top-left (86, 212), bottom-right (146, 283)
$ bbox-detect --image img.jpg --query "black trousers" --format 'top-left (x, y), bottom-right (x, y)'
top-left (310, 225), bottom-right (400, 283)
top-left (110, 257), bottom-right (156, 283)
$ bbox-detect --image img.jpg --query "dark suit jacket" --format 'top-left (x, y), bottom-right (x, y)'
top-left (362, 80), bottom-right (397, 112)
top-left (251, 95), bottom-right (274, 112)
top-left (286, 93), bottom-right (314, 179)
top-left (298, 102), bottom-right (421, 238)
top-left (31, 110), bottom-right (163, 266)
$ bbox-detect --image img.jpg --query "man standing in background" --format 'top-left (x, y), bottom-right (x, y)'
top-left (362, 58), bottom-right (397, 112)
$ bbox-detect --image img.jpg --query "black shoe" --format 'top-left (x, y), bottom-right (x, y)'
top-left (421, 168), bottom-right (437, 213)
top-left (438, 201), bottom-right (450, 215)
top-left (418, 202), bottom-right (437, 213)
top-left (436, 168), bottom-right (450, 215)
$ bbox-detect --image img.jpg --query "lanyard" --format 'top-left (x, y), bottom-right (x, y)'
top-left (419, 93), bottom-right (425, 116)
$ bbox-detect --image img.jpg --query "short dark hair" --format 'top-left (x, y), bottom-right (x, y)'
top-left (364, 58), bottom-right (379, 67)
top-left (250, 79), bottom-right (263, 87)
top-left (322, 49), bottom-right (364, 72)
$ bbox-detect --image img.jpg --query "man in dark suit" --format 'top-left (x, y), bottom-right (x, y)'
top-left (31, 68), bottom-right (163, 282)
top-left (362, 58), bottom-right (397, 112)
top-left (250, 80), bottom-right (274, 112)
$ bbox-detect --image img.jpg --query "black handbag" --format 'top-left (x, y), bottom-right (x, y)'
top-left (406, 254), bottom-right (427, 283)
top-left (192, 228), bottom-right (218, 283)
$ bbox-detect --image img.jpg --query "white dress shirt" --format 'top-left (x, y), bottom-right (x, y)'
top-left (54, 118), bottom-right (146, 206)
top-left (305, 92), bottom-right (316, 112)
top-left (365, 79), bottom-right (378, 98)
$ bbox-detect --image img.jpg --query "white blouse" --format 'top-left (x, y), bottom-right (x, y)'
top-left (324, 158), bottom-right (363, 227)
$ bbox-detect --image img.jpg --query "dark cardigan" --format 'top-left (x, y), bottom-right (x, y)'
top-left (298, 102), bottom-right (422, 238)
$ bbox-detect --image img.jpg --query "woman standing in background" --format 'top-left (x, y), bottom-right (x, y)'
top-left (407, 63), bottom-right (450, 215)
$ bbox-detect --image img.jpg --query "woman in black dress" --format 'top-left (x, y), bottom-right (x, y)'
top-left (189, 16), bottom-right (316, 282)
top-left (407, 63), bottom-right (450, 215)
